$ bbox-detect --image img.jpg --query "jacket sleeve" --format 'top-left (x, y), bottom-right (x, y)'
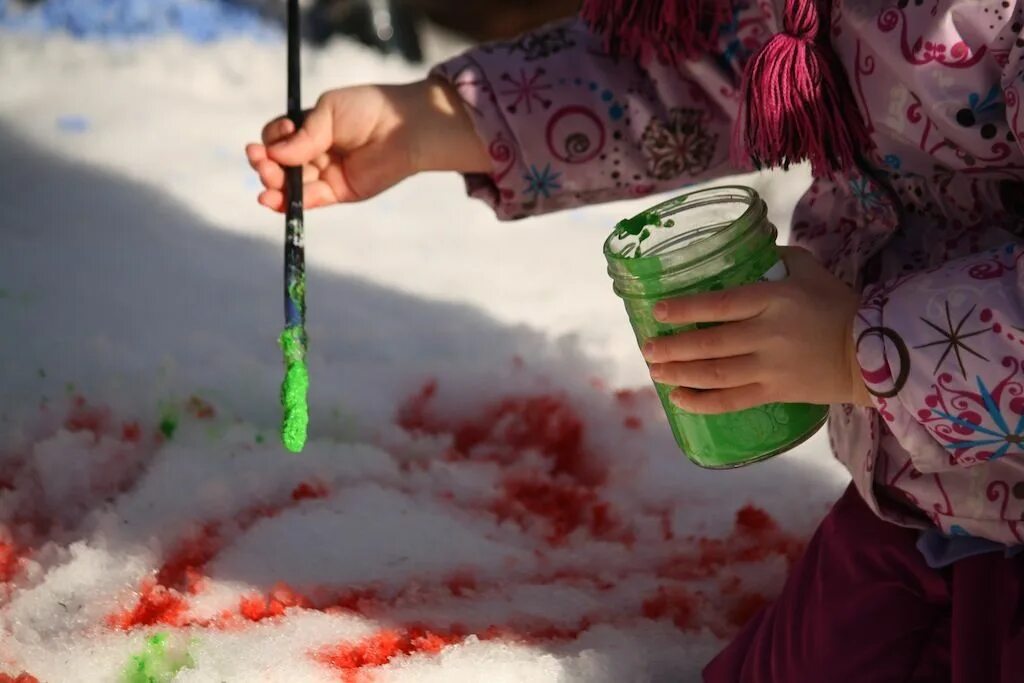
top-left (852, 15), bottom-right (1024, 473)
top-left (429, 10), bottom-right (775, 219)
top-left (854, 245), bottom-right (1024, 471)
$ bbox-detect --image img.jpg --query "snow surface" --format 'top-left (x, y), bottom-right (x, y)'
top-left (0, 26), bottom-right (849, 683)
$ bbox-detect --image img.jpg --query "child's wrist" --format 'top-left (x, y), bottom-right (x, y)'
top-left (845, 313), bottom-right (873, 407)
top-left (404, 78), bottom-right (490, 174)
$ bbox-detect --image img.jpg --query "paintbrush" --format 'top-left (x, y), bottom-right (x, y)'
top-left (279, 0), bottom-right (308, 453)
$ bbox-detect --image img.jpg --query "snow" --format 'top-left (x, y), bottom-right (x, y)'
top-left (0, 19), bottom-right (848, 683)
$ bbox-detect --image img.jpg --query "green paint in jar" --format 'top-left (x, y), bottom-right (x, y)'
top-left (604, 185), bottom-right (827, 468)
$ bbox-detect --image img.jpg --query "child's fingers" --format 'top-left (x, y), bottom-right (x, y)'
top-left (254, 160), bottom-right (320, 191)
top-left (255, 159), bottom-right (285, 190)
top-left (304, 162), bottom-right (323, 182)
top-left (245, 143), bottom-right (267, 167)
top-left (261, 117), bottom-right (295, 146)
top-left (653, 283), bottom-right (771, 325)
top-left (649, 355), bottom-right (762, 390)
top-left (642, 320), bottom-right (759, 363)
top-left (258, 189), bottom-right (285, 212)
top-left (669, 384), bottom-right (769, 415)
top-left (266, 104), bottom-right (333, 166)
top-left (303, 180), bottom-right (344, 209)
top-left (259, 185), bottom-right (338, 212)
top-left (263, 179), bottom-right (346, 210)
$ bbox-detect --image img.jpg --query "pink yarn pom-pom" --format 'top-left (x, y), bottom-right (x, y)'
top-left (579, 0), bottom-right (733, 63)
top-left (733, 0), bottom-right (871, 176)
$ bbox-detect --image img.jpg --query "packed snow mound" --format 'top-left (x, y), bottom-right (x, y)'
top-left (1, 381), bottom-right (819, 682)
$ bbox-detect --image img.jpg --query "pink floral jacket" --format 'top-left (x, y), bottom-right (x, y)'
top-left (433, 0), bottom-right (1024, 545)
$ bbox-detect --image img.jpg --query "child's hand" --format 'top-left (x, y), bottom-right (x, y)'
top-left (245, 78), bottom-right (489, 212)
top-left (643, 247), bottom-right (872, 413)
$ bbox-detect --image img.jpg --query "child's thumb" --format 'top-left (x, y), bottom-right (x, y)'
top-left (267, 103), bottom-right (332, 166)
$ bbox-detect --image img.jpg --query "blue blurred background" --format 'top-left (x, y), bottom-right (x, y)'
top-left (0, 0), bottom-right (578, 59)
top-left (0, 0), bottom-right (284, 43)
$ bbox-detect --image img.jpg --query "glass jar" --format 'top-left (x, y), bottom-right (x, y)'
top-left (604, 185), bottom-right (827, 468)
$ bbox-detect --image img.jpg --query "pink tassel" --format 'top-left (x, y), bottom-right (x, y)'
top-left (733, 0), bottom-right (871, 177)
top-left (580, 0), bottom-right (733, 62)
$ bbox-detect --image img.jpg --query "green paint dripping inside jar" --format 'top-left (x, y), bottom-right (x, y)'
top-left (279, 325), bottom-right (309, 453)
top-left (604, 185), bottom-right (827, 468)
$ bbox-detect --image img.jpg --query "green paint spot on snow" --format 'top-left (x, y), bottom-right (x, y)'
top-left (159, 416), bottom-right (177, 440)
top-left (122, 633), bottom-right (194, 683)
top-left (65, 382), bottom-right (75, 395)
top-left (255, 433), bottom-right (265, 444)
top-left (279, 326), bottom-right (308, 453)
top-left (37, 368), bottom-right (46, 379)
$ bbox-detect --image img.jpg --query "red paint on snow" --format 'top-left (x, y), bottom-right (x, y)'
top-left (394, 380), bottom-right (438, 432)
top-left (43, 382), bottom-right (810, 680)
top-left (0, 674), bottom-right (40, 683)
top-left (662, 516), bottom-right (674, 540)
top-left (544, 567), bottom-right (615, 591)
top-left (736, 505), bottom-right (777, 535)
top-left (718, 574), bottom-right (742, 595)
top-left (614, 387), bottom-right (657, 405)
top-left (642, 585), bottom-right (698, 631)
top-left (64, 395), bottom-right (113, 442)
top-left (623, 415), bottom-right (643, 430)
top-left (656, 505), bottom-right (805, 583)
top-left (240, 583), bottom-right (311, 622)
top-left (121, 421), bottom-right (142, 443)
top-left (444, 570), bottom-right (477, 597)
top-left (314, 617), bottom-right (597, 682)
top-left (397, 382), bottom-right (600, 484)
top-left (396, 381), bottom-right (632, 545)
top-left (291, 481), bottom-right (329, 502)
top-left (0, 537), bottom-right (22, 583)
top-left (614, 389), bottom-right (638, 405)
top-left (186, 396), bottom-right (216, 420)
top-left (156, 523), bottom-right (223, 594)
top-left (107, 579), bottom-right (189, 629)
top-left (109, 479), bottom-right (334, 628)
top-left (0, 397), bottom-right (160, 594)
top-left (491, 477), bottom-right (631, 545)
top-left (315, 625), bottom-right (466, 683)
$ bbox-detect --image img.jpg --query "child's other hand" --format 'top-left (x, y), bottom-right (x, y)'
top-left (643, 247), bottom-right (872, 413)
top-left (245, 78), bottom-right (489, 212)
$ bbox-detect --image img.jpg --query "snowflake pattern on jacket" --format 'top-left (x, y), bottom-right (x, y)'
top-left (433, 0), bottom-right (1024, 544)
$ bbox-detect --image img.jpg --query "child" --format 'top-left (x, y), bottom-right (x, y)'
top-left (247, 0), bottom-right (1024, 680)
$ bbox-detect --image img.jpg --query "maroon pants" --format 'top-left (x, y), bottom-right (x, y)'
top-left (703, 484), bottom-right (1024, 683)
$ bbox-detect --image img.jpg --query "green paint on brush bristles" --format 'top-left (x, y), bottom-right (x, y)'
top-left (122, 632), bottom-right (194, 683)
top-left (279, 325), bottom-right (309, 453)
